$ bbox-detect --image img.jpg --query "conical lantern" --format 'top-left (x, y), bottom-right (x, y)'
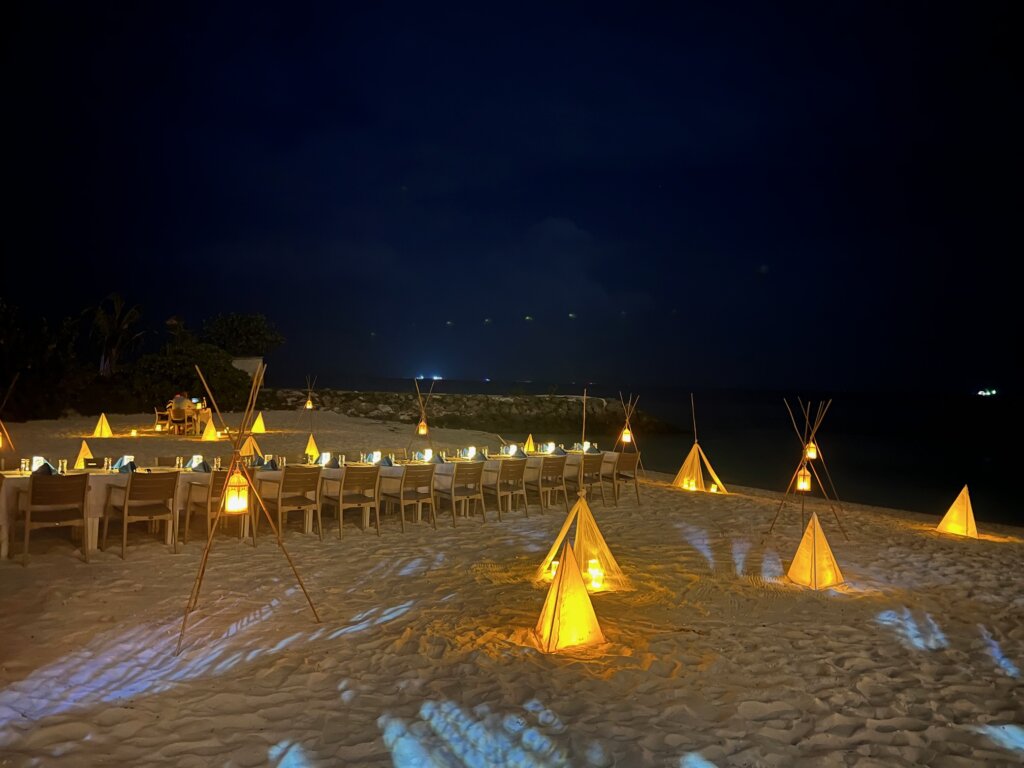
top-left (224, 468), bottom-right (249, 515)
top-left (417, 418), bottom-right (429, 436)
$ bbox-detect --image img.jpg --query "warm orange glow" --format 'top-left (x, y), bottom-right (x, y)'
top-left (536, 495), bottom-right (630, 593)
top-left (710, 483), bottom-right (719, 493)
top-left (251, 412), bottom-right (266, 434)
top-left (672, 442), bottom-right (728, 494)
top-left (304, 433), bottom-right (319, 460)
top-left (155, 424), bottom-right (163, 433)
top-left (546, 560), bottom-right (559, 580)
top-left (936, 485), bottom-right (978, 538)
top-left (524, 434), bottom-right (536, 453)
top-left (586, 558), bottom-right (605, 591)
top-left (304, 398), bottom-right (314, 410)
top-left (130, 429), bottom-right (138, 437)
top-left (805, 441), bottom-right (818, 460)
top-left (787, 512), bottom-right (844, 589)
top-left (620, 426), bottom-right (632, 444)
top-left (535, 541), bottom-right (605, 653)
top-left (73, 440), bottom-right (93, 470)
top-left (796, 467), bottom-right (812, 492)
top-left (224, 469), bottom-right (249, 515)
top-left (240, 435), bottom-right (262, 457)
top-left (201, 419), bottom-right (219, 441)
top-left (92, 413), bottom-right (113, 438)
top-left (417, 419), bottom-right (429, 436)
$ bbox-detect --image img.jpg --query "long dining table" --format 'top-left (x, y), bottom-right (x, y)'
top-left (1, 467), bottom-right (214, 559)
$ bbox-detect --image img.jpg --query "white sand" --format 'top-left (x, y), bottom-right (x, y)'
top-left (1, 412), bottom-right (1022, 766)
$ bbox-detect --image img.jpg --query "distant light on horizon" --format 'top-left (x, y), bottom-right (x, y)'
top-left (977, 388), bottom-right (997, 397)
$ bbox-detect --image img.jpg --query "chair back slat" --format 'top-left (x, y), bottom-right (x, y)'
top-left (128, 471), bottom-right (180, 501)
top-left (282, 466), bottom-right (321, 494)
top-left (499, 458), bottom-right (526, 482)
top-left (342, 465), bottom-right (379, 493)
top-left (581, 453), bottom-right (604, 474)
top-left (540, 456), bottom-right (567, 477)
top-left (453, 461), bottom-right (484, 486)
top-left (206, 469), bottom-right (231, 499)
top-left (616, 452), bottom-right (640, 472)
top-left (402, 464), bottom-right (436, 489)
top-left (30, 474), bottom-right (89, 506)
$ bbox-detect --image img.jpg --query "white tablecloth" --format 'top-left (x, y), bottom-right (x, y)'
top-left (2, 468), bottom-right (222, 559)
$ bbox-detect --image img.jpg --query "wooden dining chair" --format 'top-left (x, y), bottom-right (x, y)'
top-left (169, 407), bottom-right (188, 435)
top-left (482, 458), bottom-right (528, 520)
top-left (319, 465), bottom-right (381, 538)
top-left (435, 461), bottom-right (486, 526)
top-left (102, 471), bottom-right (180, 559)
top-left (380, 463), bottom-right (437, 532)
top-left (154, 408), bottom-right (171, 431)
top-left (258, 466), bottom-right (322, 539)
top-left (524, 455), bottom-right (569, 513)
top-left (565, 453), bottom-right (607, 505)
top-left (17, 473), bottom-right (91, 564)
top-left (601, 452), bottom-right (642, 506)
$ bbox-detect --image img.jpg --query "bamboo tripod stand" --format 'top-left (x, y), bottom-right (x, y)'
top-left (766, 398), bottom-right (848, 540)
top-left (612, 392), bottom-right (645, 476)
top-left (0, 373), bottom-right (19, 465)
top-left (175, 363), bottom-right (321, 656)
top-left (405, 379), bottom-right (435, 454)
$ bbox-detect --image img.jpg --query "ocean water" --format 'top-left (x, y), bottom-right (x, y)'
top-left (307, 375), bottom-right (1020, 528)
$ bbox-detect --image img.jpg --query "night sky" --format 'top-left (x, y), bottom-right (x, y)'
top-left (5, 3), bottom-right (1019, 393)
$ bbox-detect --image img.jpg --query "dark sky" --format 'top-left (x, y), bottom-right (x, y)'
top-left (4, 2), bottom-right (1020, 392)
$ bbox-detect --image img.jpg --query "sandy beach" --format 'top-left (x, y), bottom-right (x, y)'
top-left (1, 412), bottom-right (1022, 766)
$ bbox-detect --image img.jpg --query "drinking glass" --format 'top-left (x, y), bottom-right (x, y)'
top-left (175, 456), bottom-right (183, 469)
top-left (58, 459), bottom-right (67, 474)
top-left (20, 458), bottom-right (30, 473)
top-left (279, 456), bottom-right (287, 468)
top-left (104, 457), bottom-right (113, 472)
top-left (214, 457), bottom-right (222, 470)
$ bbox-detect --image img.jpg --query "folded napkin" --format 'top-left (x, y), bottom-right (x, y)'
top-left (32, 462), bottom-right (55, 475)
top-left (552, 446), bottom-right (567, 456)
top-left (378, 456), bottom-right (394, 467)
top-left (118, 461), bottom-right (138, 473)
top-left (585, 446), bottom-right (602, 454)
top-left (428, 454), bottom-right (445, 463)
top-left (325, 456), bottom-right (341, 468)
top-left (258, 459), bottom-right (279, 471)
top-left (250, 455), bottom-right (266, 467)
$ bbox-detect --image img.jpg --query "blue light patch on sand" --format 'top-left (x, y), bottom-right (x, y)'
top-left (269, 740), bottom-right (312, 767)
top-left (875, 608), bottom-right (948, 651)
top-left (731, 540), bottom-right (750, 576)
top-left (973, 724), bottom-right (1024, 753)
top-left (980, 626), bottom-right (1020, 677)
top-left (676, 522), bottom-right (714, 569)
top-left (679, 754), bottom-right (718, 767)
top-left (379, 699), bottom-right (567, 767)
top-left (760, 550), bottom-right (783, 581)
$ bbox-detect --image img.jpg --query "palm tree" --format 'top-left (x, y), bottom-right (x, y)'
top-left (92, 294), bottom-right (144, 376)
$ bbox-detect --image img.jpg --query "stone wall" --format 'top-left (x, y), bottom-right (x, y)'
top-left (262, 389), bottom-right (675, 434)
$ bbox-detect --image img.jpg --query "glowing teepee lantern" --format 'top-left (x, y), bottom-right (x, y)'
top-left (671, 396), bottom-right (728, 494)
top-left (796, 466), bottom-right (812, 492)
top-left (620, 426), bottom-right (632, 444)
top-left (536, 493), bottom-right (630, 593)
top-left (417, 418), bottom-right (429, 436)
top-left (534, 540), bottom-right (606, 653)
top-left (936, 485), bottom-right (978, 539)
top-left (251, 412), bottom-right (266, 434)
top-left (74, 440), bottom-right (93, 469)
top-left (201, 419), bottom-right (219, 441)
top-left (240, 435), bottom-right (262, 458)
top-left (92, 413), bottom-right (113, 438)
top-left (524, 433), bottom-right (536, 453)
top-left (787, 512), bottom-right (844, 590)
top-left (304, 433), bottom-right (319, 462)
top-left (805, 441), bottom-right (818, 460)
top-left (224, 469), bottom-right (249, 515)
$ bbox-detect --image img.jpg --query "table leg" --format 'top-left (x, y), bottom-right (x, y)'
top-left (87, 519), bottom-right (99, 552)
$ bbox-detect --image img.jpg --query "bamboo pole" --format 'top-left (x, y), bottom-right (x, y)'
top-left (175, 363), bottom-right (321, 656)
